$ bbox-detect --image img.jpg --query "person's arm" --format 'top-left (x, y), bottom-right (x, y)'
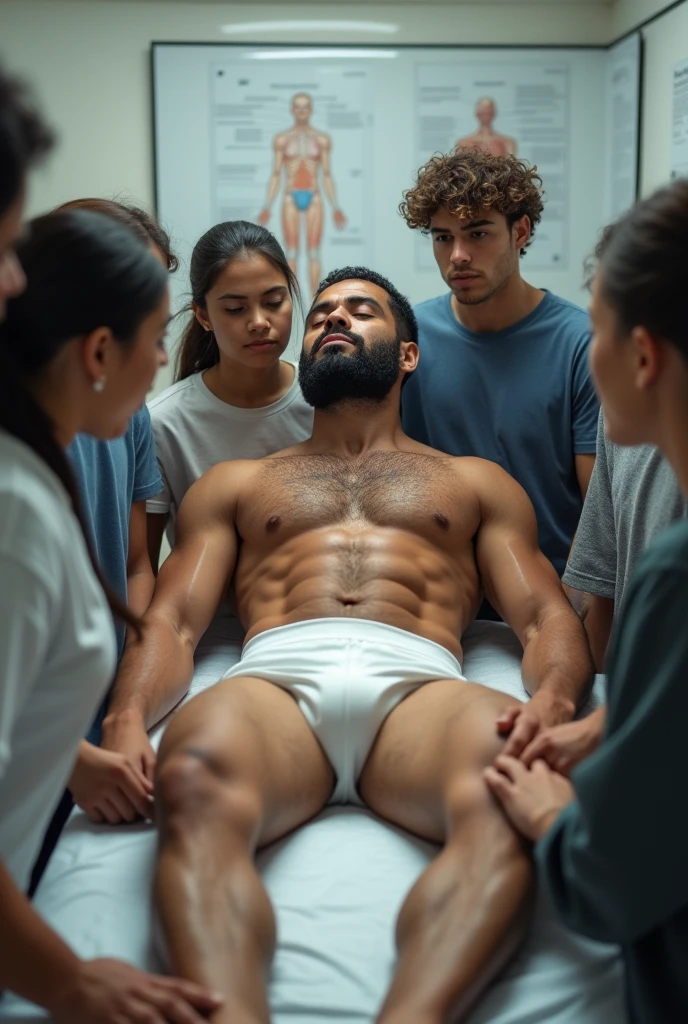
top-left (534, 559), bottom-right (688, 945)
top-left (471, 461), bottom-right (594, 757)
top-left (147, 511), bottom-right (169, 575)
top-left (574, 453), bottom-right (595, 502)
top-left (102, 462), bottom-right (244, 742)
top-left (126, 500), bottom-right (156, 618)
top-left (579, 591), bottom-right (614, 672)
top-left (0, 859), bottom-right (222, 1021)
top-left (257, 136), bottom-right (285, 224)
top-left (320, 135), bottom-right (346, 228)
top-left (563, 411), bottom-right (617, 670)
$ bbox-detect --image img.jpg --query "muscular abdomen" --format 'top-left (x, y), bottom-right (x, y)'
top-left (235, 522), bottom-right (480, 658)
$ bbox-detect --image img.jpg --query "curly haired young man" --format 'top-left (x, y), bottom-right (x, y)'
top-left (400, 149), bottom-right (599, 609)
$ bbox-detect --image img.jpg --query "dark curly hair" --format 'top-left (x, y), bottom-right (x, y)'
top-left (399, 147), bottom-right (544, 256)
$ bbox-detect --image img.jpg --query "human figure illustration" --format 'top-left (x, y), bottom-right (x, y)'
top-left (257, 93), bottom-right (347, 295)
top-left (457, 97), bottom-right (517, 158)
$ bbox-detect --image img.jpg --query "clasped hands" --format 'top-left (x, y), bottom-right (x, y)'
top-left (486, 692), bottom-right (603, 842)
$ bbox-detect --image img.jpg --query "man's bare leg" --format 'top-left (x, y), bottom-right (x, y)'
top-left (154, 676), bottom-right (334, 1024)
top-left (359, 679), bottom-right (533, 1024)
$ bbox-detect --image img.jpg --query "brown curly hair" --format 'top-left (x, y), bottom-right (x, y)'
top-left (399, 147), bottom-right (544, 256)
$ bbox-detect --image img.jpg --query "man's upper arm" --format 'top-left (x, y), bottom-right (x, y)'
top-left (143, 463), bottom-right (243, 650)
top-left (473, 462), bottom-right (573, 645)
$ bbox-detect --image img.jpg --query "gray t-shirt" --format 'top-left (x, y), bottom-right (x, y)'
top-left (563, 411), bottom-right (688, 615)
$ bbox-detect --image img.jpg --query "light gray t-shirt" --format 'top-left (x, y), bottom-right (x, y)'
top-left (563, 411), bottom-right (688, 616)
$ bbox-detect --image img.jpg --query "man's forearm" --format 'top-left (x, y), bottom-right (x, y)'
top-left (104, 615), bottom-right (195, 732)
top-left (521, 608), bottom-right (595, 716)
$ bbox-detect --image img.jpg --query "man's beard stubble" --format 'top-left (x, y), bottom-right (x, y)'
top-left (298, 326), bottom-right (402, 410)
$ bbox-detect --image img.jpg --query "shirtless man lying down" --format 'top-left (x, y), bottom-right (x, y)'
top-left (106, 267), bottom-right (593, 1024)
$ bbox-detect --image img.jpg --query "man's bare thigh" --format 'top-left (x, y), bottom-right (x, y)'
top-left (157, 675), bottom-right (335, 847)
top-left (359, 678), bottom-right (521, 843)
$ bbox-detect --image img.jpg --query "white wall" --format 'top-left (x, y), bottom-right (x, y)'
top-left (0, 0), bottom-right (613, 222)
top-left (634, 1), bottom-right (688, 193)
top-left (611, 0), bottom-right (673, 35)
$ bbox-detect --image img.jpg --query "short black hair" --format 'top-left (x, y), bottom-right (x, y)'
top-left (313, 266), bottom-right (418, 346)
top-left (0, 68), bottom-right (54, 216)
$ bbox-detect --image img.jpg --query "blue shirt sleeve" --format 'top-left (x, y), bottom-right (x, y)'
top-left (570, 332), bottom-right (599, 454)
top-left (131, 405), bottom-right (163, 503)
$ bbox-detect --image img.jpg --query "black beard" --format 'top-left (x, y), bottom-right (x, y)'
top-left (298, 327), bottom-right (402, 409)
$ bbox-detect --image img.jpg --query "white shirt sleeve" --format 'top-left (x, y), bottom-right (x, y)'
top-left (0, 554), bottom-right (53, 777)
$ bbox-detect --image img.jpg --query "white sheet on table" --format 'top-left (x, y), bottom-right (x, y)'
top-left (0, 622), bottom-right (620, 1024)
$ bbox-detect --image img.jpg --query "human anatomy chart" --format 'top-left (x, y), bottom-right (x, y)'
top-left (211, 62), bottom-right (373, 295)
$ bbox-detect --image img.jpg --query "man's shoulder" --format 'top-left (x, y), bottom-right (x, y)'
top-left (537, 291), bottom-right (590, 337)
top-left (180, 459), bottom-right (264, 523)
top-left (414, 293), bottom-right (450, 319)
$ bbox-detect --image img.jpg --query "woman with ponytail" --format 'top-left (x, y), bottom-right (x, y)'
top-left (146, 220), bottom-right (313, 574)
top-left (0, 207), bottom-right (221, 1023)
top-left (485, 179), bottom-right (688, 1022)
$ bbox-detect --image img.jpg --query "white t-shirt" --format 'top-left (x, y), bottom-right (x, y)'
top-left (147, 365), bottom-right (313, 643)
top-left (0, 432), bottom-right (116, 891)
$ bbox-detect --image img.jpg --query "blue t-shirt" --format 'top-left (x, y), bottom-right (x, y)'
top-left (67, 405), bottom-right (162, 658)
top-left (401, 290), bottom-right (599, 578)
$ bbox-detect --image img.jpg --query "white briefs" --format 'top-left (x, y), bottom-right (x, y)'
top-left (222, 618), bottom-right (466, 804)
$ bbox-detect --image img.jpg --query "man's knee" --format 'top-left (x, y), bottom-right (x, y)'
top-left (156, 747), bottom-right (263, 843)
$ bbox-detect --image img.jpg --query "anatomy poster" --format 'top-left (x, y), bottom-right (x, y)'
top-left (211, 62), bottom-right (373, 296)
top-left (671, 57), bottom-right (688, 181)
top-left (414, 61), bottom-right (571, 271)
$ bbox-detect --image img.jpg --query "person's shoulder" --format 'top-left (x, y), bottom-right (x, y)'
top-left (449, 454), bottom-right (533, 509)
top-left (0, 434), bottom-right (72, 569)
top-left (413, 293), bottom-right (451, 325)
top-left (185, 458), bottom-right (263, 506)
top-left (539, 291), bottom-right (590, 334)
top-left (129, 402), bottom-right (153, 433)
top-left (148, 376), bottom-right (196, 419)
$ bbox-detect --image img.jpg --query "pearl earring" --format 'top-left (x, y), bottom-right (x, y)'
top-left (93, 377), bottom-right (106, 393)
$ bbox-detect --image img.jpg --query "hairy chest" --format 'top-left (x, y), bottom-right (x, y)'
top-left (237, 453), bottom-right (478, 545)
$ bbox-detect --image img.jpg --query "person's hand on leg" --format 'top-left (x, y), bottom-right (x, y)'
top-left (519, 707), bottom-right (605, 774)
top-left (496, 689), bottom-right (576, 759)
top-left (50, 958), bottom-right (223, 1024)
top-left (484, 755), bottom-right (575, 842)
top-left (68, 741), bottom-right (154, 824)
